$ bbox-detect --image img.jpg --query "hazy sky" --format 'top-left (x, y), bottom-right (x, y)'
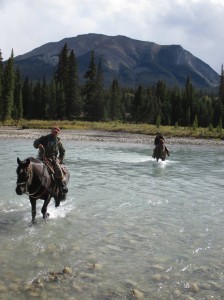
top-left (0, 0), bottom-right (223, 73)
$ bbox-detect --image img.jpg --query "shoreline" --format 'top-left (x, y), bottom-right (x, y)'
top-left (0, 126), bottom-right (224, 145)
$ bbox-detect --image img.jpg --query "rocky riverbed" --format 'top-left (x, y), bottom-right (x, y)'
top-left (0, 126), bottom-right (224, 145)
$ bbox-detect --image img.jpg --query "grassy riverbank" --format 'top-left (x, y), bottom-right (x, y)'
top-left (3, 119), bottom-right (223, 140)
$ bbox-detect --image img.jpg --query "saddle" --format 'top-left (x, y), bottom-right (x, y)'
top-left (43, 158), bottom-right (55, 175)
top-left (43, 158), bottom-right (67, 175)
top-left (43, 158), bottom-right (68, 197)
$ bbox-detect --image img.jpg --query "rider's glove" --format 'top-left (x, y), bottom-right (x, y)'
top-left (38, 144), bottom-right (44, 150)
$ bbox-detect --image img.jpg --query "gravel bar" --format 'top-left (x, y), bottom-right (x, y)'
top-left (0, 126), bottom-right (224, 145)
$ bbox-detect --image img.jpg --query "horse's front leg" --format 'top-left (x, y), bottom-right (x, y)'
top-left (30, 197), bottom-right (36, 223)
top-left (41, 196), bottom-right (51, 219)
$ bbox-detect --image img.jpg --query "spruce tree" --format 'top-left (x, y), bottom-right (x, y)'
top-left (22, 77), bottom-right (32, 118)
top-left (83, 50), bottom-right (97, 121)
top-left (56, 82), bottom-right (66, 119)
top-left (40, 77), bottom-right (50, 119)
top-left (182, 76), bottom-right (196, 126)
top-left (0, 50), bottom-right (3, 120)
top-left (55, 43), bottom-right (69, 86)
top-left (219, 64), bottom-right (224, 103)
top-left (94, 56), bottom-right (105, 121)
top-left (109, 78), bottom-right (121, 120)
top-left (218, 64), bottom-right (224, 124)
top-left (55, 43), bottom-right (70, 118)
top-left (170, 87), bottom-right (183, 126)
top-left (132, 85), bottom-right (144, 123)
top-left (12, 67), bottom-right (23, 123)
top-left (1, 50), bottom-right (15, 123)
top-left (67, 50), bottom-right (82, 119)
top-left (47, 78), bottom-right (57, 119)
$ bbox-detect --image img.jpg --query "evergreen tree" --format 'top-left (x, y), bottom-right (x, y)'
top-left (83, 50), bottom-right (99, 121)
top-left (218, 64), bottom-right (224, 123)
top-left (197, 96), bottom-right (213, 127)
top-left (153, 83), bottom-right (162, 124)
top-left (12, 68), bottom-right (23, 123)
top-left (47, 78), bottom-right (57, 119)
top-left (155, 80), bottom-right (169, 124)
top-left (94, 56), bottom-right (105, 121)
top-left (132, 85), bottom-right (148, 123)
top-left (109, 78), bottom-right (121, 120)
top-left (145, 87), bottom-right (157, 124)
top-left (67, 50), bottom-right (82, 119)
top-left (170, 87), bottom-right (183, 125)
top-left (55, 43), bottom-right (69, 118)
top-left (219, 64), bottom-right (224, 104)
top-left (0, 50), bottom-right (3, 120)
top-left (120, 89), bottom-right (134, 121)
top-left (213, 96), bottom-right (222, 127)
top-left (55, 43), bottom-right (69, 86)
top-left (40, 77), bottom-right (50, 119)
top-left (22, 77), bottom-right (32, 118)
top-left (1, 50), bottom-right (15, 123)
top-left (192, 115), bottom-right (198, 130)
top-left (182, 76), bottom-right (196, 126)
top-left (56, 82), bottom-right (66, 119)
top-left (32, 80), bottom-right (42, 119)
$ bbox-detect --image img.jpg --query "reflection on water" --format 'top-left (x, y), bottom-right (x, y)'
top-left (0, 140), bottom-right (223, 299)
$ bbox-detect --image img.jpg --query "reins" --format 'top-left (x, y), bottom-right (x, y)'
top-left (25, 160), bottom-right (51, 199)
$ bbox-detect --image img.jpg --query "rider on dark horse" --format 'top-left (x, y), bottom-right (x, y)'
top-left (33, 127), bottom-right (68, 194)
top-left (152, 132), bottom-right (170, 158)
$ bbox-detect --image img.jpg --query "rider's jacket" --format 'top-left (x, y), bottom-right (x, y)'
top-left (33, 134), bottom-right (65, 162)
top-left (154, 135), bottom-right (165, 146)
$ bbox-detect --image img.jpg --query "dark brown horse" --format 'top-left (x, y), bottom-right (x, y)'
top-left (154, 140), bottom-right (170, 162)
top-left (16, 157), bottom-right (70, 222)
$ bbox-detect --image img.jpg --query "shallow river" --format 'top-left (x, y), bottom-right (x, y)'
top-left (0, 139), bottom-right (223, 299)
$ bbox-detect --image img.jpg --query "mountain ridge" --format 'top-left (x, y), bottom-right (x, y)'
top-left (13, 33), bottom-right (219, 88)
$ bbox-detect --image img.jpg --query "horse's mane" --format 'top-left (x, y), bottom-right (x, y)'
top-left (27, 157), bottom-right (42, 164)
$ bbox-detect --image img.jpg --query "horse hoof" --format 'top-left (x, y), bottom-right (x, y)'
top-left (43, 213), bottom-right (50, 219)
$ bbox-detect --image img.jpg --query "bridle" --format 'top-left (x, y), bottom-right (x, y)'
top-left (17, 161), bottom-right (50, 199)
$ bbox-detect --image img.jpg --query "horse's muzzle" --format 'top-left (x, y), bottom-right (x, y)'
top-left (16, 186), bottom-right (23, 195)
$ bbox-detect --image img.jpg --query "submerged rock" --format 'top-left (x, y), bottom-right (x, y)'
top-left (0, 283), bottom-right (8, 292)
top-left (151, 264), bottom-right (165, 271)
top-left (189, 283), bottom-right (200, 292)
top-left (131, 288), bottom-right (144, 299)
top-left (62, 267), bottom-right (73, 275)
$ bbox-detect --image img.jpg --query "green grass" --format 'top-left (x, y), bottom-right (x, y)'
top-left (2, 119), bottom-right (223, 140)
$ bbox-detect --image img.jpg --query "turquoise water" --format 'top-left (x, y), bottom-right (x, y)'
top-left (0, 139), bottom-right (223, 299)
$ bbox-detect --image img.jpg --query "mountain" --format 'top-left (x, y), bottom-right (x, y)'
top-left (13, 33), bottom-right (219, 88)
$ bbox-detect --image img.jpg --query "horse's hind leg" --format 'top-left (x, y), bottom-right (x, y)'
top-left (30, 198), bottom-right (36, 223)
top-left (41, 197), bottom-right (51, 219)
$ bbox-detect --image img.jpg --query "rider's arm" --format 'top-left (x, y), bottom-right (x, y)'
top-left (58, 141), bottom-right (65, 163)
top-left (33, 136), bottom-right (47, 149)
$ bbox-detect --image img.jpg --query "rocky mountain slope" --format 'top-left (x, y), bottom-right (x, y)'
top-left (14, 33), bottom-right (219, 88)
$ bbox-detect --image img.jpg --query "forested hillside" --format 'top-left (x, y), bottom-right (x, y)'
top-left (0, 44), bottom-right (224, 130)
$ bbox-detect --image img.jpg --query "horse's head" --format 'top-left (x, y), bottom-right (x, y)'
top-left (16, 157), bottom-right (32, 195)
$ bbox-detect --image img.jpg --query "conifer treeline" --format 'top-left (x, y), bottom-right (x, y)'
top-left (0, 44), bottom-right (224, 128)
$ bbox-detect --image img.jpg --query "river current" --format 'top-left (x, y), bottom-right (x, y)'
top-left (0, 139), bottom-right (223, 299)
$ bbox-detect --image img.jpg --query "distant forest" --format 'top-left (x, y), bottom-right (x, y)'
top-left (0, 43), bottom-right (224, 129)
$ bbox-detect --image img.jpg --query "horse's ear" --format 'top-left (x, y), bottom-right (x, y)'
top-left (17, 157), bottom-right (21, 165)
top-left (25, 158), bottom-right (30, 167)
